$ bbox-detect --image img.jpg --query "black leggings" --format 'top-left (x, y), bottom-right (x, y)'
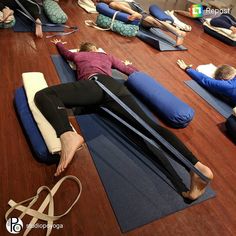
top-left (35, 74), bottom-right (199, 172)
top-left (0, 0), bottom-right (41, 20)
top-left (210, 14), bottom-right (236, 29)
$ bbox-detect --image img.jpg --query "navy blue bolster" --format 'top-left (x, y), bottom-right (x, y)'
top-left (14, 87), bottom-right (59, 164)
top-left (149, 5), bottom-right (174, 23)
top-left (126, 72), bottom-right (195, 128)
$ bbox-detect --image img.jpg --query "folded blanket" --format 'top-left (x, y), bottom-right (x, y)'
top-left (196, 63), bottom-right (217, 78)
top-left (22, 72), bottom-right (62, 154)
top-left (78, 0), bottom-right (97, 13)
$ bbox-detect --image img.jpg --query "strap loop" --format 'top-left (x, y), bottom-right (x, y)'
top-left (85, 11), bottom-right (119, 31)
top-left (5, 175), bottom-right (82, 236)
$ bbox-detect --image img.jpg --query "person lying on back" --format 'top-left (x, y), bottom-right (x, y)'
top-left (54, 39), bottom-right (138, 81)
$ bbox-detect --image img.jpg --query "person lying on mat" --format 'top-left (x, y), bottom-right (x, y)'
top-left (52, 39), bottom-right (137, 81)
top-left (97, 0), bottom-right (186, 46)
top-left (0, 0), bottom-right (43, 38)
top-left (34, 61), bottom-right (213, 201)
top-left (177, 60), bottom-right (236, 105)
top-left (210, 14), bottom-right (236, 35)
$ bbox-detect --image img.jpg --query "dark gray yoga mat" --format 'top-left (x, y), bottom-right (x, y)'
top-left (137, 27), bottom-right (187, 51)
top-left (185, 80), bottom-right (233, 118)
top-left (77, 114), bottom-right (215, 232)
top-left (51, 54), bottom-right (216, 232)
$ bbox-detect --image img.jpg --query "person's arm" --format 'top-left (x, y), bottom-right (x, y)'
top-left (110, 55), bottom-right (138, 76)
top-left (186, 68), bottom-right (232, 93)
top-left (177, 59), bottom-right (232, 94)
top-left (51, 39), bottom-right (75, 61)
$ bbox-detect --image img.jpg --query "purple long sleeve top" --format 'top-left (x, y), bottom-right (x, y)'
top-left (56, 43), bottom-right (138, 80)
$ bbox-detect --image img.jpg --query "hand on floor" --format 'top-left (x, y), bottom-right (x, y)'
top-left (51, 39), bottom-right (67, 45)
top-left (177, 59), bottom-right (192, 70)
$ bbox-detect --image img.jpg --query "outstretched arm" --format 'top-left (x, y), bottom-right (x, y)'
top-left (110, 55), bottom-right (138, 76)
top-left (186, 68), bottom-right (232, 93)
top-left (51, 39), bottom-right (75, 61)
top-left (177, 60), bottom-right (232, 94)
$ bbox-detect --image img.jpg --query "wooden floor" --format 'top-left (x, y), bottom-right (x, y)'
top-left (1, 1), bottom-right (236, 235)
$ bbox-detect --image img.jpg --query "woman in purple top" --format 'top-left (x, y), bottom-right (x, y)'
top-left (34, 40), bottom-right (213, 200)
top-left (54, 39), bottom-right (138, 80)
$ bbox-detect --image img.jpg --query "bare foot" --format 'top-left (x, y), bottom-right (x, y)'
top-left (230, 26), bottom-right (236, 34)
top-left (35, 19), bottom-right (43, 38)
top-left (182, 162), bottom-right (213, 200)
top-left (55, 131), bottom-right (84, 176)
top-left (175, 31), bottom-right (186, 46)
top-left (2, 7), bottom-right (14, 22)
top-left (128, 12), bottom-right (142, 21)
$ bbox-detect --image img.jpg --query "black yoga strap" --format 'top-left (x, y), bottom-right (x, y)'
top-left (93, 77), bottom-right (210, 182)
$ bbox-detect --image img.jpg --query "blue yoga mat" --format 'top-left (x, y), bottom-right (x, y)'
top-left (13, 10), bottom-right (64, 32)
top-left (77, 114), bottom-right (215, 232)
top-left (51, 54), bottom-right (216, 232)
top-left (185, 80), bottom-right (233, 118)
top-left (137, 27), bottom-right (187, 52)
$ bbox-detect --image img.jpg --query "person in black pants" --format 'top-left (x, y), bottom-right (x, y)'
top-left (35, 73), bottom-right (213, 200)
top-left (0, 0), bottom-right (43, 37)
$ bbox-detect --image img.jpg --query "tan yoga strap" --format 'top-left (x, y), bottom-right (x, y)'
top-left (85, 11), bottom-right (119, 31)
top-left (5, 175), bottom-right (82, 236)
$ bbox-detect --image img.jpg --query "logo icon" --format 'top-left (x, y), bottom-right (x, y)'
top-left (190, 4), bottom-right (203, 18)
top-left (6, 218), bottom-right (23, 234)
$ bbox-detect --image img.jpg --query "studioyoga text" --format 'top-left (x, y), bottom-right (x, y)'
top-left (26, 223), bottom-right (63, 230)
